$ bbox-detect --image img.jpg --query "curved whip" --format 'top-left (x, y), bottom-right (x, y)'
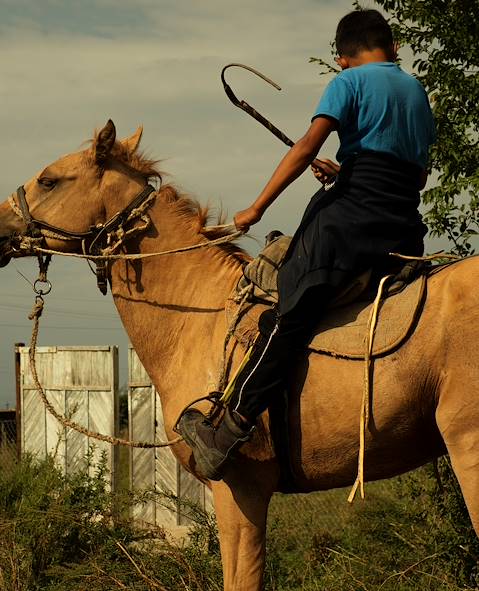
top-left (221, 63), bottom-right (295, 148)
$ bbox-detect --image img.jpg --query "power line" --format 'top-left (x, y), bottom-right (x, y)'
top-left (0, 303), bottom-right (118, 320)
top-left (0, 291), bottom-right (111, 304)
top-left (0, 322), bottom-right (124, 331)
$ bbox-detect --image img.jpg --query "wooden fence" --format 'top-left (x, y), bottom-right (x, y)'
top-left (128, 346), bottom-right (213, 530)
top-left (16, 345), bottom-right (119, 488)
top-left (16, 344), bottom-right (212, 530)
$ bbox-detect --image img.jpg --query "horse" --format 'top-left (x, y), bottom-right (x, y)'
top-left (0, 120), bottom-right (477, 591)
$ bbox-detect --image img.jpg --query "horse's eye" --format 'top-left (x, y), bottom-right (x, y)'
top-left (37, 177), bottom-right (57, 190)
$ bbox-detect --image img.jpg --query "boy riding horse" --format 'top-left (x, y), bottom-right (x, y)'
top-left (178, 9), bottom-right (436, 480)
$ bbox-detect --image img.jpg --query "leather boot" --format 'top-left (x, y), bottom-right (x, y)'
top-left (177, 408), bottom-right (254, 480)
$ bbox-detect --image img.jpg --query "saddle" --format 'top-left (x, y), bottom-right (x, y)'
top-left (227, 232), bottom-right (428, 360)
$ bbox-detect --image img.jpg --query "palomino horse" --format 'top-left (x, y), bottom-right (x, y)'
top-left (0, 121), bottom-right (477, 590)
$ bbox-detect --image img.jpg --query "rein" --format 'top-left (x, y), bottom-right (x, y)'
top-left (27, 279), bottom-right (184, 448)
top-left (31, 229), bottom-right (243, 260)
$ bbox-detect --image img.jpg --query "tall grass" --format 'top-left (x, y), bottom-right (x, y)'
top-left (266, 460), bottom-right (478, 590)
top-left (0, 453), bottom-right (476, 590)
top-left (0, 453), bottom-right (222, 591)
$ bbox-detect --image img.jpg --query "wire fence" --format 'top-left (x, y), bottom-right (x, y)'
top-left (0, 417), bottom-right (18, 477)
top-left (269, 477), bottom-right (397, 529)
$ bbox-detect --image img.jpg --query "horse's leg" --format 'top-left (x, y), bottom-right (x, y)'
top-left (436, 371), bottom-right (479, 535)
top-left (211, 462), bottom-right (277, 591)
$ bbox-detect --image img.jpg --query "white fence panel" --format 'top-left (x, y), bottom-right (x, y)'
top-left (128, 347), bottom-right (213, 530)
top-left (17, 345), bottom-right (119, 489)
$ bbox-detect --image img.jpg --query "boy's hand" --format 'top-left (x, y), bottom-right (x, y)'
top-left (311, 158), bottom-right (340, 184)
top-left (234, 206), bottom-right (262, 232)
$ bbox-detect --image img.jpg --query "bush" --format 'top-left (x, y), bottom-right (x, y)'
top-left (1, 453), bottom-right (476, 590)
top-left (0, 453), bottom-right (223, 591)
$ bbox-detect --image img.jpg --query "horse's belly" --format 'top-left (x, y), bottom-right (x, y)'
top-left (286, 352), bottom-right (444, 492)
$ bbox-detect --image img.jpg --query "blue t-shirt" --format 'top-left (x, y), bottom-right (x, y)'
top-left (312, 62), bottom-right (436, 168)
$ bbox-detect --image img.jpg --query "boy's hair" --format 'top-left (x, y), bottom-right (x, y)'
top-left (335, 9), bottom-right (393, 57)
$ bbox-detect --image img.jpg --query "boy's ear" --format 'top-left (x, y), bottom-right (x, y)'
top-left (335, 56), bottom-right (350, 70)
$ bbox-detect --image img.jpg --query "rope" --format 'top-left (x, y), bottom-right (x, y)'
top-left (8, 194), bottom-right (24, 219)
top-left (390, 251), bottom-right (461, 262)
top-left (9, 196), bottom-right (78, 243)
top-left (348, 274), bottom-right (392, 503)
top-left (32, 228), bottom-right (243, 260)
top-left (27, 296), bottom-right (183, 448)
top-left (216, 285), bottom-right (255, 393)
top-left (20, 213), bottom-right (244, 447)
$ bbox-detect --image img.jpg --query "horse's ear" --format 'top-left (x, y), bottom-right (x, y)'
top-left (94, 119), bottom-right (116, 165)
top-left (120, 126), bottom-right (143, 153)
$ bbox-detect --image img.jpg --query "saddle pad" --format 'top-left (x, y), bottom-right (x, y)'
top-left (308, 274), bottom-right (426, 359)
top-left (226, 274), bottom-right (426, 360)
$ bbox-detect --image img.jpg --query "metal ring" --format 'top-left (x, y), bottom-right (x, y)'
top-left (33, 279), bottom-right (52, 296)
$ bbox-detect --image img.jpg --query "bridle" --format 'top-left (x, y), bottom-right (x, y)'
top-left (9, 182), bottom-right (157, 294)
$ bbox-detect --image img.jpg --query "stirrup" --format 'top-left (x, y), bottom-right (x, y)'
top-left (173, 391), bottom-right (223, 434)
top-left (177, 407), bottom-right (254, 480)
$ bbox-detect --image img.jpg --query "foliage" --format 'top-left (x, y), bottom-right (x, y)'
top-left (311, 0), bottom-right (479, 255)
top-left (0, 454), bottom-right (223, 591)
top-left (401, 459), bottom-right (479, 586)
top-left (374, 0), bottom-right (479, 255)
top-left (1, 453), bottom-right (477, 590)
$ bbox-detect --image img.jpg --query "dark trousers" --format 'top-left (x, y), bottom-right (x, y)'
top-left (229, 285), bottom-right (334, 422)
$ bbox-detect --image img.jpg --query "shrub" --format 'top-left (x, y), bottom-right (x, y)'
top-left (0, 454), bottom-right (223, 591)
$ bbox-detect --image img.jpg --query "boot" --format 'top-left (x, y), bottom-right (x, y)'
top-left (177, 408), bottom-right (254, 480)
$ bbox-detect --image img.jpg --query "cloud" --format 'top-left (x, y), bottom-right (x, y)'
top-left (1, 0), bottom-right (353, 405)
top-left (0, 0), bottom-right (450, 406)
top-left (0, 0), bottom-right (348, 225)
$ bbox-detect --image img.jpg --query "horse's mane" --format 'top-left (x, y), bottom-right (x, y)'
top-left (160, 184), bottom-right (248, 262)
top-left (111, 141), bottom-right (162, 181)
top-left (92, 135), bottom-right (248, 262)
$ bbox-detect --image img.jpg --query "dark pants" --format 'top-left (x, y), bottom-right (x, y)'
top-left (229, 284), bottom-right (334, 422)
top-left (229, 153), bottom-right (426, 422)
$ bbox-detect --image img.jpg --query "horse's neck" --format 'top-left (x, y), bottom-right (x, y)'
top-left (109, 194), bottom-right (244, 418)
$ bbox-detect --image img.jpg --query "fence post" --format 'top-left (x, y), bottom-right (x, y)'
top-left (14, 342), bottom-right (25, 461)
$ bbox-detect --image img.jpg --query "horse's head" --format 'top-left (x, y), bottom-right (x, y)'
top-left (0, 119), bottom-right (157, 269)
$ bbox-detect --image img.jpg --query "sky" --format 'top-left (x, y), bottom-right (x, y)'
top-left (0, 0), bottom-right (451, 407)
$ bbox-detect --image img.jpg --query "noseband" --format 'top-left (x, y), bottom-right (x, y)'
top-left (10, 183), bottom-right (157, 294)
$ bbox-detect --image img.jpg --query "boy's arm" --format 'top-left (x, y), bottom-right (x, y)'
top-left (234, 116), bottom-right (337, 231)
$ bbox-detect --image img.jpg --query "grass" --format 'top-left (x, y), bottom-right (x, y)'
top-left (0, 448), bottom-right (477, 591)
top-left (0, 452), bottom-right (223, 591)
top-left (265, 465), bottom-right (478, 590)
